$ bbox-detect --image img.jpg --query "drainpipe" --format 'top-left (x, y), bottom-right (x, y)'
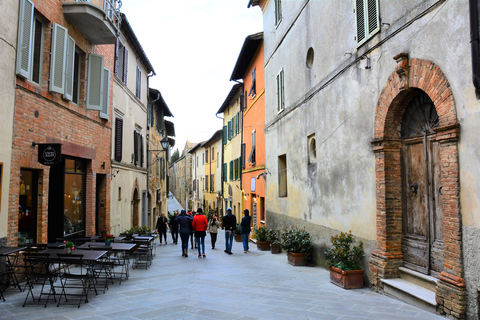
top-left (145, 71), bottom-right (156, 227)
top-left (469, 0), bottom-right (480, 90)
top-left (216, 113), bottom-right (224, 216)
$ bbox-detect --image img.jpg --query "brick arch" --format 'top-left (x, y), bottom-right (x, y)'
top-left (370, 56), bottom-right (464, 318)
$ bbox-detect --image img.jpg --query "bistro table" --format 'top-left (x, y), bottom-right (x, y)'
top-left (0, 246), bottom-right (27, 292)
top-left (37, 248), bottom-right (107, 261)
top-left (77, 242), bottom-right (136, 252)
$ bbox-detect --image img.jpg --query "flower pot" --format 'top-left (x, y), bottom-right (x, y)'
top-left (287, 252), bottom-right (307, 266)
top-left (329, 266), bottom-right (364, 289)
top-left (256, 241), bottom-right (270, 251)
top-left (270, 244), bottom-right (281, 254)
top-left (105, 239), bottom-right (111, 246)
top-left (65, 247), bottom-right (72, 254)
top-left (234, 234), bottom-right (242, 242)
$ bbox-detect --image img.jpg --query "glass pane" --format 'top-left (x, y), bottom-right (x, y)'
top-left (65, 159), bottom-right (75, 172)
top-left (64, 173), bottom-right (85, 235)
top-left (75, 159), bottom-right (86, 173)
top-left (18, 170), bottom-right (37, 244)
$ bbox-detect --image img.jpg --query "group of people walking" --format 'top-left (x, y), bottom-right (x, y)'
top-left (155, 207), bottom-right (252, 258)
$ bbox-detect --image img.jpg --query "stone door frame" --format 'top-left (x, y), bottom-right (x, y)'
top-left (369, 54), bottom-right (465, 318)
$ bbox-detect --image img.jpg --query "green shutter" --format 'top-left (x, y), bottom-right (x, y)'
top-left (223, 163), bottom-right (227, 182)
top-left (223, 125), bottom-right (227, 144)
top-left (50, 23), bottom-right (68, 94)
top-left (16, 0), bottom-right (34, 79)
top-left (229, 161), bottom-right (233, 181)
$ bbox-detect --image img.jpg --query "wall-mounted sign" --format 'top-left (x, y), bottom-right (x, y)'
top-left (251, 177), bottom-right (256, 192)
top-left (37, 143), bottom-right (62, 166)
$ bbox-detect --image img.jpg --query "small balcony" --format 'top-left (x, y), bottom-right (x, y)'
top-left (62, 0), bottom-right (121, 44)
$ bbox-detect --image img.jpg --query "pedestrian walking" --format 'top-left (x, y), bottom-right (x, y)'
top-left (241, 209), bottom-right (252, 253)
top-left (176, 209), bottom-right (193, 257)
top-left (192, 208), bottom-right (208, 258)
top-left (223, 207), bottom-right (236, 255)
top-left (155, 212), bottom-right (168, 245)
top-left (207, 214), bottom-right (221, 249)
top-left (169, 211), bottom-right (179, 244)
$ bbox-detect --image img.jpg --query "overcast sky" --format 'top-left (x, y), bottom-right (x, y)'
top-left (120, 0), bottom-right (263, 154)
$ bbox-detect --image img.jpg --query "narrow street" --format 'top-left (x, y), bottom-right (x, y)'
top-left (1, 233), bottom-right (444, 320)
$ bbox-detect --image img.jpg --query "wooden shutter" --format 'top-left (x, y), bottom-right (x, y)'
top-left (229, 161), bottom-right (233, 180)
top-left (136, 66), bottom-right (141, 98)
top-left (241, 143), bottom-right (246, 169)
top-left (228, 120), bottom-right (232, 140)
top-left (123, 47), bottom-right (128, 84)
top-left (50, 23), bottom-right (68, 94)
top-left (133, 131), bottom-right (138, 165)
top-left (205, 175), bottom-right (208, 191)
top-left (223, 126), bottom-right (227, 145)
top-left (100, 68), bottom-right (110, 120)
top-left (355, 0), bottom-right (379, 46)
top-left (140, 134), bottom-right (144, 167)
top-left (114, 117), bottom-right (123, 162)
top-left (86, 53), bottom-right (104, 110)
top-left (223, 163), bottom-right (227, 182)
top-left (211, 174), bottom-right (214, 192)
top-left (16, 0), bottom-right (34, 78)
top-left (63, 36), bottom-right (75, 101)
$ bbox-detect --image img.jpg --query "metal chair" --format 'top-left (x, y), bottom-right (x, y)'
top-left (56, 253), bottom-right (91, 308)
top-left (22, 253), bottom-right (57, 307)
top-left (87, 246), bottom-right (115, 293)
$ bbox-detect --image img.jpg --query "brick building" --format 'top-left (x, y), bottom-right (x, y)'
top-left (5, 0), bottom-right (120, 245)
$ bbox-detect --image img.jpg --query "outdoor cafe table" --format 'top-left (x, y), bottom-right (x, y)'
top-left (37, 248), bottom-right (107, 262)
top-left (76, 242), bottom-right (136, 252)
top-left (0, 246), bottom-right (27, 292)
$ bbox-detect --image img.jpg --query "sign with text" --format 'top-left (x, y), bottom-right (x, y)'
top-left (37, 143), bottom-right (62, 166)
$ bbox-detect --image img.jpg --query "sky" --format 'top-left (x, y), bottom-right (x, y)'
top-left (120, 0), bottom-right (263, 155)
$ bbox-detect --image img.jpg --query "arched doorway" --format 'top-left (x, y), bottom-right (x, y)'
top-left (370, 55), bottom-right (464, 317)
top-left (132, 188), bottom-right (139, 228)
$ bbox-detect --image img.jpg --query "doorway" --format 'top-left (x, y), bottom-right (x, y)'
top-left (401, 91), bottom-right (444, 277)
top-left (18, 169), bottom-right (38, 245)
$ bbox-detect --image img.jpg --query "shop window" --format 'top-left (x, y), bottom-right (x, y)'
top-left (64, 158), bottom-right (86, 236)
top-left (18, 169), bottom-right (38, 244)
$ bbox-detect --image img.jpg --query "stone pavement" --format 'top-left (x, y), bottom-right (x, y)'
top-left (0, 231), bottom-right (445, 320)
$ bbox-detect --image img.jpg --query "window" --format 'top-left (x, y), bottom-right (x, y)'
top-left (196, 156), bottom-right (198, 167)
top-left (278, 154), bottom-right (287, 197)
top-left (193, 179), bottom-right (196, 191)
top-left (72, 49), bottom-right (81, 104)
top-left (275, 0), bottom-right (282, 26)
top-left (223, 125), bottom-right (227, 145)
top-left (235, 113), bottom-right (239, 135)
top-left (205, 175), bottom-right (208, 191)
top-left (228, 120), bottom-right (233, 140)
top-left (118, 187), bottom-right (121, 201)
top-left (248, 130), bottom-right (256, 165)
top-left (229, 161), bottom-right (233, 181)
top-left (241, 143), bottom-right (246, 169)
top-left (308, 133), bottom-right (316, 164)
top-left (249, 67), bottom-right (256, 98)
top-left (223, 163), bottom-right (227, 182)
top-left (86, 53), bottom-right (105, 110)
top-left (211, 147), bottom-right (214, 161)
top-left (16, 0), bottom-right (35, 79)
top-left (31, 17), bottom-right (44, 84)
top-left (115, 38), bottom-right (128, 84)
top-left (355, 0), bottom-right (380, 46)
top-left (234, 158), bottom-right (239, 180)
top-left (99, 68), bottom-right (110, 119)
top-left (210, 174), bottom-right (214, 192)
top-left (114, 116), bottom-right (123, 161)
top-left (205, 150), bottom-right (208, 163)
top-left (277, 69), bottom-right (285, 113)
top-left (134, 129), bottom-right (144, 167)
top-left (135, 66), bottom-right (141, 99)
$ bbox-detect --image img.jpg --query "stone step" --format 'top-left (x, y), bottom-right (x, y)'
top-left (398, 266), bottom-right (438, 292)
top-left (381, 278), bottom-right (437, 314)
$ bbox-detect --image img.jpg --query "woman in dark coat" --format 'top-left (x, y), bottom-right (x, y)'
top-left (176, 210), bottom-right (193, 257)
top-left (155, 213), bottom-right (168, 245)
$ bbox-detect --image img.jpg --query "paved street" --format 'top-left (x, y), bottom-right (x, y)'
top-left (0, 232), bottom-right (445, 320)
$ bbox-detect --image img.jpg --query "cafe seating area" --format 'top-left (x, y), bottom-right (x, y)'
top-left (0, 232), bottom-right (158, 308)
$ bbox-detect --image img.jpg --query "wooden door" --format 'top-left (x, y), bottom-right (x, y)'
top-left (402, 136), bottom-right (444, 276)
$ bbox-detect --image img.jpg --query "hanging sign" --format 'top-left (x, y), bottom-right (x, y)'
top-left (37, 143), bottom-right (62, 166)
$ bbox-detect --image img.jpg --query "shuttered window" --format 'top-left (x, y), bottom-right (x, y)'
top-left (249, 67), bottom-right (256, 97)
top-left (16, 0), bottom-right (34, 79)
top-left (114, 38), bottom-right (128, 84)
top-left (205, 175), bottom-right (209, 191)
top-left (99, 68), bottom-right (110, 119)
top-left (63, 36), bottom-right (75, 101)
top-left (222, 125), bottom-right (227, 145)
top-left (86, 53), bottom-right (104, 110)
top-left (223, 163), bottom-right (227, 182)
top-left (228, 120), bottom-right (232, 141)
top-left (135, 66), bottom-right (141, 99)
top-left (234, 158), bottom-right (239, 180)
top-left (114, 117), bottom-right (123, 162)
top-left (275, 0), bottom-right (282, 26)
top-left (248, 130), bottom-right (256, 165)
top-left (229, 161), bottom-right (233, 181)
top-left (50, 23), bottom-right (68, 94)
top-left (241, 143), bottom-right (246, 169)
top-left (210, 174), bottom-right (214, 192)
top-left (355, 0), bottom-right (380, 46)
top-left (277, 69), bottom-right (285, 113)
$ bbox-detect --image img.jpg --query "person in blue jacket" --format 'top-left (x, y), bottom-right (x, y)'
top-left (176, 209), bottom-right (193, 257)
top-left (241, 209), bottom-right (252, 253)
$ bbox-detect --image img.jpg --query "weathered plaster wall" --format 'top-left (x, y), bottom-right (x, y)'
top-left (0, 1), bottom-right (18, 238)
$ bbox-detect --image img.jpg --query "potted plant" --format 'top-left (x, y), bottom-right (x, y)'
top-left (234, 223), bottom-right (242, 242)
top-left (254, 226), bottom-right (270, 250)
top-left (104, 234), bottom-right (114, 246)
top-left (266, 228), bottom-right (281, 254)
top-left (64, 241), bottom-right (74, 254)
top-left (281, 226), bottom-right (312, 266)
top-left (324, 230), bottom-right (364, 289)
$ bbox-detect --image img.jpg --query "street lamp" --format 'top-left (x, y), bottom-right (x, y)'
top-left (160, 137), bottom-right (169, 150)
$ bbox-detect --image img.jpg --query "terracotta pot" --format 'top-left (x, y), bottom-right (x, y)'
top-left (257, 241), bottom-right (270, 251)
top-left (270, 244), bottom-right (281, 254)
top-left (65, 247), bottom-right (72, 254)
top-left (329, 266), bottom-right (364, 289)
top-left (234, 234), bottom-right (242, 242)
top-left (287, 252), bottom-right (307, 266)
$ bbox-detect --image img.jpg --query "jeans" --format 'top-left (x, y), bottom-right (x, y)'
top-left (171, 228), bottom-right (178, 243)
top-left (159, 229), bottom-right (167, 243)
top-left (242, 233), bottom-right (249, 251)
top-left (180, 233), bottom-right (190, 251)
top-left (225, 231), bottom-right (234, 253)
top-left (196, 236), bottom-right (205, 255)
top-left (210, 233), bottom-right (217, 248)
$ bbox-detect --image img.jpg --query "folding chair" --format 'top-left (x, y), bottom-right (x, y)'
top-left (56, 253), bottom-right (91, 308)
top-left (87, 246), bottom-right (115, 293)
top-left (22, 253), bottom-right (57, 307)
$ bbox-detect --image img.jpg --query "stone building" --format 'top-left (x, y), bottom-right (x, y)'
top-left (249, 0), bottom-right (480, 318)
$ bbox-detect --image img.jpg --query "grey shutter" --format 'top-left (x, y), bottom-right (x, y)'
top-left (114, 37), bottom-right (120, 75)
top-left (367, 0), bottom-right (380, 37)
top-left (140, 134), bottom-right (144, 167)
top-left (355, 0), bottom-right (365, 44)
top-left (63, 35), bottom-right (75, 101)
top-left (86, 53), bottom-right (104, 110)
top-left (123, 47), bottom-right (128, 84)
top-left (16, 0), bottom-right (34, 78)
top-left (241, 143), bottom-right (246, 169)
top-left (114, 117), bottom-right (123, 162)
top-left (100, 68), bottom-right (110, 119)
top-left (136, 66), bottom-right (142, 98)
top-left (50, 23), bottom-right (68, 94)
top-left (134, 131), bottom-right (138, 165)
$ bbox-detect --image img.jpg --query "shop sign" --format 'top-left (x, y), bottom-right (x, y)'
top-left (37, 143), bottom-right (62, 166)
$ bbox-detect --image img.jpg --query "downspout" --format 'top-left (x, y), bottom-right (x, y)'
top-left (469, 0), bottom-right (480, 90)
top-left (145, 71), bottom-right (156, 227)
top-left (216, 113), bottom-right (224, 215)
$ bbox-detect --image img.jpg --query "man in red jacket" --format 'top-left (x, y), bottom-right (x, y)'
top-left (192, 208), bottom-right (208, 258)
